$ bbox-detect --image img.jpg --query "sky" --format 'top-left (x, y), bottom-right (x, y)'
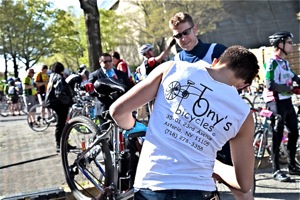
top-left (0, 0), bottom-right (82, 74)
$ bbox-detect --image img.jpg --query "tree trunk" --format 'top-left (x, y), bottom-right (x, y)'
top-left (11, 56), bottom-right (18, 78)
top-left (79, 0), bottom-right (102, 72)
top-left (3, 53), bottom-right (8, 82)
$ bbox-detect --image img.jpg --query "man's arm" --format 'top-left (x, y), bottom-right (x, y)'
top-left (110, 61), bottom-right (174, 130)
top-left (214, 112), bottom-right (254, 193)
top-left (154, 39), bottom-right (176, 64)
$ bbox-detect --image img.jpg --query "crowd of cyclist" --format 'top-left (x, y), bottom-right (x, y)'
top-left (1, 10), bottom-right (299, 200)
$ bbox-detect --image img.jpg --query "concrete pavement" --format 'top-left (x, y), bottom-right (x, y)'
top-left (0, 113), bottom-right (299, 199)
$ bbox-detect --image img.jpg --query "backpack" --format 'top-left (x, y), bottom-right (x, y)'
top-left (8, 86), bottom-right (16, 95)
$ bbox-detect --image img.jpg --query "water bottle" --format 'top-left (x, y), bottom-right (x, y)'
top-left (89, 107), bottom-right (95, 119)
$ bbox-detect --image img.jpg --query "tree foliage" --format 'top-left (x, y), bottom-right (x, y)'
top-left (127, 0), bottom-right (227, 54)
top-left (100, 9), bottom-right (131, 52)
top-left (0, 0), bottom-right (81, 77)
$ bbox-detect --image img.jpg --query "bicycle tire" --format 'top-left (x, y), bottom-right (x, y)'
top-left (27, 104), bottom-right (51, 132)
top-left (242, 96), bottom-right (258, 130)
top-left (253, 130), bottom-right (268, 171)
top-left (61, 116), bottom-right (113, 200)
top-left (0, 100), bottom-right (10, 117)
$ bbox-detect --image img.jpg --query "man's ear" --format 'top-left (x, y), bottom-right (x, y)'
top-left (211, 58), bottom-right (218, 67)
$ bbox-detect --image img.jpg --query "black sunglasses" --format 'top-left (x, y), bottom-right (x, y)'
top-left (103, 60), bottom-right (112, 64)
top-left (173, 26), bottom-right (194, 39)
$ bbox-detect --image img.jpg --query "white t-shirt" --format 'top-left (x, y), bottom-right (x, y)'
top-left (134, 61), bottom-right (250, 191)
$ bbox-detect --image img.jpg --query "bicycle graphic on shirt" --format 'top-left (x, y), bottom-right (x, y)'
top-left (165, 80), bottom-right (213, 116)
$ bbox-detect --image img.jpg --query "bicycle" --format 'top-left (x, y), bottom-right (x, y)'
top-left (27, 102), bottom-right (57, 132)
top-left (67, 85), bottom-right (96, 121)
top-left (61, 114), bottom-right (145, 199)
top-left (240, 93), bottom-right (258, 130)
top-left (252, 92), bottom-right (265, 110)
top-left (252, 108), bottom-right (300, 171)
top-left (27, 84), bottom-right (98, 132)
top-left (61, 78), bottom-right (145, 200)
top-left (0, 95), bottom-right (25, 117)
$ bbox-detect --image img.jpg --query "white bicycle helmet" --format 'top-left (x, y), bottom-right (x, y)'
top-left (139, 44), bottom-right (153, 55)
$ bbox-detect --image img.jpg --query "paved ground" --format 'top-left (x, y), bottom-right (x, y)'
top-left (0, 113), bottom-right (299, 200)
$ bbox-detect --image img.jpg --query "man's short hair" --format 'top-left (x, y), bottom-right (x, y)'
top-left (99, 53), bottom-right (112, 61)
top-left (27, 68), bottom-right (35, 75)
top-left (110, 51), bottom-right (120, 60)
top-left (42, 65), bottom-right (48, 70)
top-left (51, 62), bottom-right (64, 73)
top-left (219, 45), bottom-right (259, 85)
top-left (169, 12), bottom-right (194, 29)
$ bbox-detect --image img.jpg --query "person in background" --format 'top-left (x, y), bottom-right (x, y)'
top-left (169, 12), bottom-right (226, 63)
top-left (110, 45), bottom-right (259, 199)
top-left (35, 65), bottom-right (49, 121)
top-left (138, 39), bottom-right (176, 77)
top-left (14, 77), bottom-right (23, 114)
top-left (88, 53), bottom-right (131, 116)
top-left (4, 78), bottom-right (20, 116)
top-left (23, 68), bottom-right (38, 126)
top-left (110, 51), bottom-right (134, 87)
top-left (34, 65), bottom-right (49, 104)
top-left (45, 62), bottom-right (75, 153)
top-left (14, 77), bottom-right (23, 95)
top-left (263, 31), bottom-right (300, 181)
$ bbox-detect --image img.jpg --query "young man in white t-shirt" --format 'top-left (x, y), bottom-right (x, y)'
top-left (110, 45), bottom-right (259, 199)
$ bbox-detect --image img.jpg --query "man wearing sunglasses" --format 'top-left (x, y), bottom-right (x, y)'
top-left (89, 53), bottom-right (130, 86)
top-left (88, 53), bottom-right (131, 115)
top-left (169, 12), bottom-right (226, 64)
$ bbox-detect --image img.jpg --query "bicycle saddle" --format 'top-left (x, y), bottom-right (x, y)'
top-left (94, 78), bottom-right (127, 96)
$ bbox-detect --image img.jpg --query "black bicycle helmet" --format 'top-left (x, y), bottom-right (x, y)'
top-left (269, 31), bottom-right (293, 47)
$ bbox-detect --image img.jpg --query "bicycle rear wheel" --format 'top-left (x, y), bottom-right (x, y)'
top-left (0, 99), bottom-right (10, 117)
top-left (27, 104), bottom-right (52, 132)
top-left (242, 96), bottom-right (258, 130)
top-left (253, 130), bottom-right (268, 171)
top-left (61, 116), bottom-right (112, 200)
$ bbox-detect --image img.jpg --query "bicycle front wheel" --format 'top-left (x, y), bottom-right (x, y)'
top-left (61, 116), bottom-right (112, 200)
top-left (253, 130), bottom-right (268, 171)
top-left (0, 99), bottom-right (10, 117)
top-left (27, 104), bottom-right (52, 132)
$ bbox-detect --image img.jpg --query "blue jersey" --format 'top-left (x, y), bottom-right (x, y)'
top-left (172, 39), bottom-right (227, 64)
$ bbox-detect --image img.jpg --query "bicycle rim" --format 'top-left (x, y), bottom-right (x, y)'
top-left (61, 116), bottom-right (112, 200)
top-left (253, 130), bottom-right (267, 171)
top-left (27, 104), bottom-right (51, 132)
